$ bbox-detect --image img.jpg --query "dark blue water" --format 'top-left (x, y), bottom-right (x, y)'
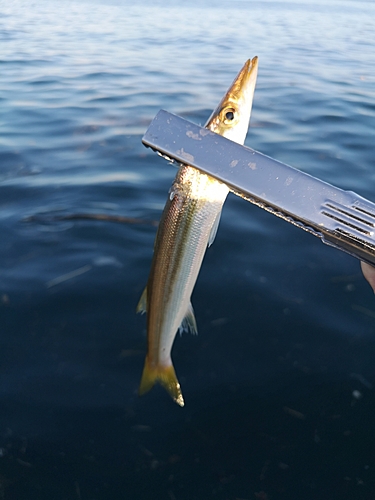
top-left (1, 0), bottom-right (375, 498)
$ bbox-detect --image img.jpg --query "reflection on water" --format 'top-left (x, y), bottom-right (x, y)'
top-left (1, 0), bottom-right (375, 498)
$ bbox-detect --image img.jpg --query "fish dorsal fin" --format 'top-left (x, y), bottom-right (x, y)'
top-left (179, 302), bottom-right (198, 335)
top-left (208, 210), bottom-right (222, 247)
top-left (136, 286), bottom-right (147, 314)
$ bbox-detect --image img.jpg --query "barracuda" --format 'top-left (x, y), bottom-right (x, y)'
top-left (137, 58), bottom-right (258, 406)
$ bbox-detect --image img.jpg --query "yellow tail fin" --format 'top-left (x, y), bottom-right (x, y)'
top-left (139, 356), bottom-right (184, 407)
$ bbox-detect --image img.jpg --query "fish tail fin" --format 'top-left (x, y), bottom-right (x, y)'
top-left (139, 356), bottom-right (184, 407)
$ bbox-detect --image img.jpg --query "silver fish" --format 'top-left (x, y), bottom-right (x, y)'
top-left (137, 58), bottom-right (258, 406)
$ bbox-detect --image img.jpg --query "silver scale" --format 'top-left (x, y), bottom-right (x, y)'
top-left (142, 109), bottom-right (375, 267)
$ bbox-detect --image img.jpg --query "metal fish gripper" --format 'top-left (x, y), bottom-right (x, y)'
top-left (142, 110), bottom-right (375, 267)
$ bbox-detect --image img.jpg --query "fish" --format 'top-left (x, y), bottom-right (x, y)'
top-left (137, 58), bottom-right (259, 406)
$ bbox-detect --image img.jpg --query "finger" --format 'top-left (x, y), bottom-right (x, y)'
top-left (360, 261), bottom-right (375, 294)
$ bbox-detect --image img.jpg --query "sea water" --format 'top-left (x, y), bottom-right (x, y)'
top-left (1, 0), bottom-right (375, 498)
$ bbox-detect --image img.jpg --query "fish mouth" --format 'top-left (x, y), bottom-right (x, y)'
top-left (242, 57), bottom-right (259, 79)
top-left (228, 56), bottom-right (258, 100)
top-left (208, 57), bottom-right (258, 122)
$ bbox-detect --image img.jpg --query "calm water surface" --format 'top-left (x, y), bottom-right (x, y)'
top-left (1, 0), bottom-right (375, 498)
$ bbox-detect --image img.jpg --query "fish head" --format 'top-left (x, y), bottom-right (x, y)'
top-left (205, 56), bottom-right (258, 145)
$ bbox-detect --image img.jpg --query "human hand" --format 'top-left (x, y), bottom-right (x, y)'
top-left (361, 261), bottom-right (375, 294)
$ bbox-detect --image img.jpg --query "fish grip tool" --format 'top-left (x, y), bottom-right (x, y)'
top-left (142, 110), bottom-right (375, 267)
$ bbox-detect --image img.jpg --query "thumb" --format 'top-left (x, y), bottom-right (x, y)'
top-left (360, 261), bottom-right (375, 294)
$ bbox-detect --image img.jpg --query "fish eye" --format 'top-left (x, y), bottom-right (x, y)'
top-left (225, 110), bottom-right (235, 121)
top-left (222, 107), bottom-right (237, 124)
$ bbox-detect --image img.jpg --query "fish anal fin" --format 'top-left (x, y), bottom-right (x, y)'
top-left (208, 209), bottom-right (222, 247)
top-left (136, 286), bottom-right (147, 314)
top-left (139, 356), bottom-right (184, 407)
top-left (179, 302), bottom-right (198, 335)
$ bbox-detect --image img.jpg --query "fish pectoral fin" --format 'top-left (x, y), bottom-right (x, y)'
top-left (136, 286), bottom-right (147, 314)
top-left (139, 356), bottom-right (184, 407)
top-left (208, 209), bottom-right (222, 247)
top-left (179, 302), bottom-right (198, 335)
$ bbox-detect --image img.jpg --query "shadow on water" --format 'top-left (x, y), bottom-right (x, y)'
top-left (1, 377), bottom-right (375, 500)
top-left (1, 198), bottom-right (375, 499)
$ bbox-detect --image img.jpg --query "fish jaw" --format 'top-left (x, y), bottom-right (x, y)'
top-left (138, 58), bottom-right (258, 405)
